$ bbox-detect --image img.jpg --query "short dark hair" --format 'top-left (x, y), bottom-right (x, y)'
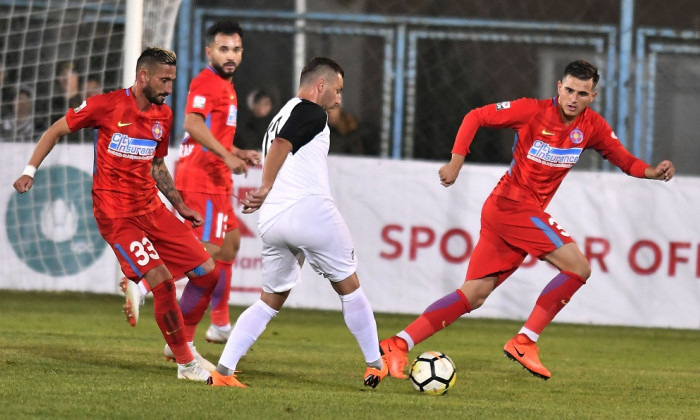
top-left (563, 60), bottom-right (600, 87)
top-left (205, 21), bottom-right (243, 45)
top-left (253, 89), bottom-right (271, 103)
top-left (299, 57), bottom-right (344, 86)
top-left (136, 47), bottom-right (177, 73)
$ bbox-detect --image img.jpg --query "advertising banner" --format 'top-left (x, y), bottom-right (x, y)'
top-left (2, 144), bottom-right (698, 329)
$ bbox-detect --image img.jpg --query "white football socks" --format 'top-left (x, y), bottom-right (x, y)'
top-left (339, 287), bottom-right (381, 366)
top-left (217, 299), bottom-right (278, 376)
top-left (519, 327), bottom-right (540, 342)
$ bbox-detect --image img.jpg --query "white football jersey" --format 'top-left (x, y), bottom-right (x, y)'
top-left (258, 97), bottom-right (333, 234)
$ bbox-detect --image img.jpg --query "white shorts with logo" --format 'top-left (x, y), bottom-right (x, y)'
top-left (260, 196), bottom-right (357, 293)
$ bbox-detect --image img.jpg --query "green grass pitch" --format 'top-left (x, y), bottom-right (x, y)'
top-left (1, 290), bottom-right (698, 419)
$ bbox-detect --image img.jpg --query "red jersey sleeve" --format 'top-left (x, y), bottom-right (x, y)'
top-left (65, 96), bottom-right (108, 132)
top-left (587, 114), bottom-right (649, 178)
top-left (452, 98), bottom-right (539, 156)
top-left (185, 76), bottom-right (216, 118)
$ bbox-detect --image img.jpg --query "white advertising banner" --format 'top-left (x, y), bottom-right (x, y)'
top-left (2, 144), bottom-right (698, 329)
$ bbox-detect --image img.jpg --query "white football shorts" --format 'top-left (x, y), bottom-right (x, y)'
top-left (260, 196), bottom-right (357, 293)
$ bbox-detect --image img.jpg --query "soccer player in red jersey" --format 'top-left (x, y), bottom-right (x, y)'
top-left (173, 21), bottom-right (260, 344)
top-left (379, 60), bottom-right (675, 380)
top-left (13, 47), bottom-right (221, 381)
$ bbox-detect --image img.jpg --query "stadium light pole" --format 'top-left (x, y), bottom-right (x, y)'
top-left (123, 0), bottom-right (144, 87)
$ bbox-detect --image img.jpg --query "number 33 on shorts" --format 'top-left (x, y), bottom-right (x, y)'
top-left (130, 237), bottom-right (161, 266)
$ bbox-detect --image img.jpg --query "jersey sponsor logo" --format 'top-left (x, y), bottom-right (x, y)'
top-left (193, 95), bottom-right (206, 109)
top-left (73, 100), bottom-right (87, 113)
top-left (496, 101), bottom-right (511, 110)
top-left (179, 138), bottom-right (194, 158)
top-left (541, 129), bottom-right (555, 136)
top-left (108, 133), bottom-right (157, 160)
top-left (569, 128), bottom-right (584, 144)
top-left (527, 140), bottom-right (582, 168)
top-left (152, 121), bottom-right (164, 139)
top-left (117, 121), bottom-right (132, 127)
top-left (227, 104), bottom-right (237, 127)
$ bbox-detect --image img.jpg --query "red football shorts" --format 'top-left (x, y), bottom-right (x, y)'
top-left (97, 204), bottom-right (211, 280)
top-left (466, 194), bottom-right (575, 286)
top-left (179, 190), bottom-right (239, 247)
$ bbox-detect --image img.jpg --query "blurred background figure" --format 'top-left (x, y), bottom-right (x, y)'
top-left (51, 61), bottom-right (82, 124)
top-left (1, 84), bottom-right (44, 142)
top-left (84, 74), bottom-right (104, 97)
top-left (235, 88), bottom-right (274, 150)
top-left (0, 58), bottom-right (13, 121)
top-left (327, 105), bottom-right (363, 155)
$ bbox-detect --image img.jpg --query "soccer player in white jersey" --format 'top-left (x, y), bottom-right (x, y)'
top-left (208, 57), bottom-right (387, 388)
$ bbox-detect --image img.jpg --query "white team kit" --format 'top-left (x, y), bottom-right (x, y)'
top-left (258, 98), bottom-right (357, 292)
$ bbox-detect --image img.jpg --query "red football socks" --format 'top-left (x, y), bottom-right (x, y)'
top-left (523, 270), bottom-right (586, 335)
top-left (152, 280), bottom-right (191, 364)
top-left (180, 268), bottom-right (220, 342)
top-left (404, 289), bottom-right (471, 346)
top-left (209, 260), bottom-right (233, 326)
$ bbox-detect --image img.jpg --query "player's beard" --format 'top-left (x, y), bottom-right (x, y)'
top-left (144, 83), bottom-right (167, 105)
top-left (211, 61), bottom-right (236, 79)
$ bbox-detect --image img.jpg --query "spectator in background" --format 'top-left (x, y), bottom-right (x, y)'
top-left (0, 59), bottom-right (13, 121)
top-left (84, 74), bottom-right (103, 97)
top-left (51, 62), bottom-right (86, 143)
top-left (1, 84), bottom-right (45, 142)
top-left (51, 61), bottom-right (83, 124)
top-left (235, 88), bottom-right (274, 150)
top-left (328, 105), bottom-right (363, 155)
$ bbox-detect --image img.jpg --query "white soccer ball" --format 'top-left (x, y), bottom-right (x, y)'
top-left (409, 351), bottom-right (456, 395)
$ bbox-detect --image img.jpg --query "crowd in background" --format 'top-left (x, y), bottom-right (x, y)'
top-left (1, 58), bottom-right (377, 157)
top-left (0, 59), bottom-right (105, 143)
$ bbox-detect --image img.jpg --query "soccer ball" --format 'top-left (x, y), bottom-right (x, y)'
top-left (409, 351), bottom-right (456, 395)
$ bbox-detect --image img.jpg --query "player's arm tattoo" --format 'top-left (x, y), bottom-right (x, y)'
top-left (151, 157), bottom-right (184, 207)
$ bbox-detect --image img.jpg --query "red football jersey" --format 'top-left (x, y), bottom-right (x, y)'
top-left (65, 88), bottom-right (171, 219)
top-left (453, 97), bottom-right (649, 209)
top-left (175, 66), bottom-right (238, 194)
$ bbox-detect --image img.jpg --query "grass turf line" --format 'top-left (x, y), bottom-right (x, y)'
top-left (0, 290), bottom-right (698, 419)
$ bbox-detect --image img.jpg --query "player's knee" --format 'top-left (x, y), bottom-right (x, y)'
top-left (192, 258), bottom-right (216, 275)
top-left (459, 278), bottom-right (495, 310)
top-left (571, 258), bottom-right (591, 280)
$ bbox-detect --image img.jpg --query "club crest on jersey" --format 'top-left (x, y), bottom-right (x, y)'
top-left (569, 128), bottom-right (584, 144)
top-left (496, 101), bottom-right (511, 111)
top-left (527, 140), bottom-right (582, 168)
top-left (152, 122), bottom-right (164, 139)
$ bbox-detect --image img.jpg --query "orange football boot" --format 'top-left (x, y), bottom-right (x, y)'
top-left (363, 362), bottom-right (389, 388)
top-left (207, 370), bottom-right (248, 388)
top-left (503, 334), bottom-right (551, 380)
top-left (379, 336), bottom-right (409, 379)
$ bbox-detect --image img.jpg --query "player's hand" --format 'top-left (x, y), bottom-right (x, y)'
top-left (223, 153), bottom-right (249, 176)
top-left (237, 149), bottom-right (261, 167)
top-left (439, 163), bottom-right (460, 187)
top-left (177, 206), bottom-right (204, 227)
top-left (645, 160), bottom-right (675, 182)
top-left (241, 186), bottom-right (271, 214)
top-left (13, 175), bottom-right (35, 194)
top-left (439, 154), bottom-right (465, 187)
